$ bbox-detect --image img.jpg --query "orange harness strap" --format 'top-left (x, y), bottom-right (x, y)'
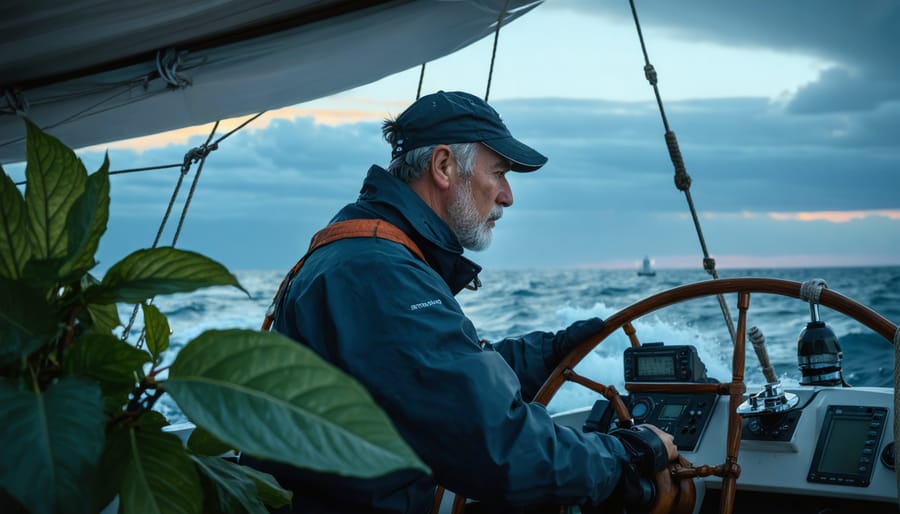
top-left (263, 218), bottom-right (449, 512)
top-left (261, 218), bottom-right (427, 331)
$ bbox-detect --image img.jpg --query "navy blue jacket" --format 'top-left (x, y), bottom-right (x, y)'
top-left (249, 166), bottom-right (630, 513)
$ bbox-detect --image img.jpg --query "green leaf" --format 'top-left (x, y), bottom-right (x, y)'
top-left (62, 333), bottom-right (150, 390)
top-left (0, 377), bottom-right (105, 514)
top-left (187, 426), bottom-right (234, 457)
top-left (23, 119), bottom-right (87, 263)
top-left (117, 412), bottom-right (204, 514)
top-left (0, 275), bottom-right (59, 366)
top-left (93, 424), bottom-right (132, 511)
top-left (81, 272), bottom-right (121, 334)
top-left (92, 412), bottom-right (169, 511)
top-left (142, 303), bottom-right (170, 361)
top-left (0, 169), bottom-right (31, 279)
top-left (86, 301), bottom-right (122, 334)
top-left (165, 329), bottom-right (427, 478)
top-left (233, 464), bottom-right (292, 509)
top-left (90, 247), bottom-right (247, 304)
top-left (59, 154), bottom-right (110, 278)
top-left (192, 455), bottom-right (274, 514)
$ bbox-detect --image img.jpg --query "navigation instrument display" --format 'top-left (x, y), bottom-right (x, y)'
top-left (808, 405), bottom-right (886, 487)
top-left (636, 354), bottom-right (675, 378)
top-left (624, 343), bottom-right (708, 383)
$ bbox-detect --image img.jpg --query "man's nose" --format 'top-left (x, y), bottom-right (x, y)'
top-left (497, 179), bottom-right (513, 207)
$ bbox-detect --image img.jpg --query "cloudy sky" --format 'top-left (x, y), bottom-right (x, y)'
top-left (9, 0), bottom-right (899, 272)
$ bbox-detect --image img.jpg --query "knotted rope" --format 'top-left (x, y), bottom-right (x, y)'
top-left (798, 278), bottom-right (828, 304)
top-left (628, 0), bottom-right (734, 343)
top-left (155, 48), bottom-right (191, 88)
top-left (122, 112), bottom-right (265, 345)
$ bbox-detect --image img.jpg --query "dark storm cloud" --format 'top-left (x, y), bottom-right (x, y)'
top-left (551, 0), bottom-right (900, 114)
top-left (1, 2), bottom-right (893, 271)
top-left (75, 92), bottom-right (895, 237)
top-left (497, 97), bottom-right (899, 214)
top-left (60, 89), bottom-right (895, 270)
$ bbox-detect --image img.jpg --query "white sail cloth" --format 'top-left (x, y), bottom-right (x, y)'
top-left (0, 0), bottom-right (542, 164)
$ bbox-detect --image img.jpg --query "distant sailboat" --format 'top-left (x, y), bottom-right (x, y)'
top-left (637, 256), bottom-right (656, 276)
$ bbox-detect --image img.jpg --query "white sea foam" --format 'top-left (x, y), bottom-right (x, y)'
top-left (145, 266), bottom-right (897, 423)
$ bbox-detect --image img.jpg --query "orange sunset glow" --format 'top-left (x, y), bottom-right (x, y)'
top-left (768, 210), bottom-right (900, 223)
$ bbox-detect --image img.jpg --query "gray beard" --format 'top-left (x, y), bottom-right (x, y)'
top-left (448, 180), bottom-right (502, 251)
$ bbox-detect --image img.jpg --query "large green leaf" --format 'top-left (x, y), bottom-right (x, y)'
top-left (91, 414), bottom-right (153, 512)
top-left (90, 247), bottom-right (247, 304)
top-left (165, 329), bottom-right (427, 478)
top-left (0, 377), bottom-right (105, 514)
top-left (192, 455), bottom-right (285, 514)
top-left (86, 301), bottom-right (122, 334)
top-left (117, 412), bottom-right (204, 514)
top-left (23, 119), bottom-right (87, 262)
top-left (0, 169), bottom-right (31, 279)
top-left (142, 303), bottom-right (170, 361)
top-left (93, 426), bottom-right (130, 512)
top-left (63, 333), bottom-right (150, 389)
top-left (59, 155), bottom-right (110, 279)
top-left (82, 272), bottom-right (121, 334)
top-left (0, 275), bottom-right (59, 366)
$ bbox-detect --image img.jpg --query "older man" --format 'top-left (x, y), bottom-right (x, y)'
top-left (246, 91), bottom-right (677, 513)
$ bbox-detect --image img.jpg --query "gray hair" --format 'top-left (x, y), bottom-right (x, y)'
top-left (382, 118), bottom-right (478, 182)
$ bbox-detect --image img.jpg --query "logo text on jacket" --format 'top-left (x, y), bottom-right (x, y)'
top-left (410, 299), bottom-right (442, 311)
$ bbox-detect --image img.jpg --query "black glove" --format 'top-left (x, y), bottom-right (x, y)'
top-left (610, 425), bottom-right (670, 475)
top-left (551, 317), bottom-right (605, 360)
top-left (609, 425), bottom-right (670, 512)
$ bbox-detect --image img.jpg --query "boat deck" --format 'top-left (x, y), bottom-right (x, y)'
top-left (552, 385), bottom-right (897, 513)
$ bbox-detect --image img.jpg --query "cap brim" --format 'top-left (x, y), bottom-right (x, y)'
top-left (482, 137), bottom-right (547, 172)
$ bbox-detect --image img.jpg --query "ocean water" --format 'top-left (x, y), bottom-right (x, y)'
top-left (142, 266), bottom-right (900, 424)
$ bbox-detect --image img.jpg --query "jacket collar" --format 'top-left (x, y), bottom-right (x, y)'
top-left (335, 166), bottom-right (482, 295)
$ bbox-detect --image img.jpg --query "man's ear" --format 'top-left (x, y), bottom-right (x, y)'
top-left (429, 145), bottom-right (454, 191)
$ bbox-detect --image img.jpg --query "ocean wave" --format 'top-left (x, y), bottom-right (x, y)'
top-left (151, 266), bottom-right (898, 423)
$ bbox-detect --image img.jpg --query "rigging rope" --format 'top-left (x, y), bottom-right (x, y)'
top-left (1, 85), bottom-right (148, 152)
top-left (411, 3), bottom-right (506, 104)
top-left (122, 112), bottom-right (265, 345)
top-left (627, 0), bottom-right (736, 344)
top-left (484, 1), bottom-right (510, 102)
top-left (416, 63), bottom-right (426, 101)
top-left (155, 48), bottom-right (191, 89)
top-left (13, 162), bottom-right (185, 187)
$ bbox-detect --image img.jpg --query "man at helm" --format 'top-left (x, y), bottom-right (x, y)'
top-left (244, 91), bottom-right (679, 513)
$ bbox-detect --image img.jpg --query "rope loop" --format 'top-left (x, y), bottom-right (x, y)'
top-left (674, 172), bottom-right (692, 191)
top-left (799, 278), bottom-right (828, 304)
top-left (181, 142), bottom-right (219, 174)
top-left (643, 63), bottom-right (658, 85)
top-left (629, 0), bottom-right (736, 344)
top-left (155, 48), bottom-right (191, 88)
top-left (665, 131), bottom-right (692, 191)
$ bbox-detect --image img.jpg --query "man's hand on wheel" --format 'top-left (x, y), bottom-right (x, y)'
top-left (640, 424), bottom-right (678, 462)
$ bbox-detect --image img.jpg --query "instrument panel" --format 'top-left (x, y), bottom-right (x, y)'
top-left (561, 342), bottom-right (897, 506)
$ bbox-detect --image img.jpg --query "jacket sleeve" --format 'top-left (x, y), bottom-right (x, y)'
top-left (487, 317), bottom-right (605, 401)
top-left (290, 242), bottom-right (629, 507)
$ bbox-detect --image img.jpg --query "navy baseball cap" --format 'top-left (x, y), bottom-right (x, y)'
top-left (390, 91), bottom-right (547, 172)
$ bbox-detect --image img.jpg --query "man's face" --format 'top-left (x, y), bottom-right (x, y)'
top-left (447, 145), bottom-right (513, 251)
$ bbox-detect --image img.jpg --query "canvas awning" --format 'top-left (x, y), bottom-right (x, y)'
top-left (0, 0), bottom-right (542, 164)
